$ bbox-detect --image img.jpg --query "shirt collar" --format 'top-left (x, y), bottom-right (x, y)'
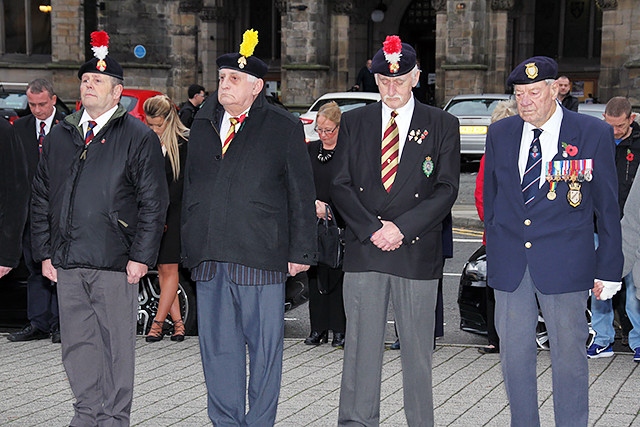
top-left (80, 104), bottom-right (119, 135)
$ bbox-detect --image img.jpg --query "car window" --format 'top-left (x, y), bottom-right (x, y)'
top-left (120, 95), bottom-right (138, 113)
top-left (310, 98), bottom-right (377, 112)
top-left (0, 93), bottom-right (28, 110)
top-left (446, 99), bottom-right (504, 116)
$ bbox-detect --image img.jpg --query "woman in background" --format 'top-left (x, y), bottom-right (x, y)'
top-left (143, 95), bottom-right (189, 342)
top-left (305, 101), bottom-right (346, 347)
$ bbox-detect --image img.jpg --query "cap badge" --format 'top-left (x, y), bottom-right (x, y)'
top-left (525, 62), bottom-right (539, 80)
top-left (238, 29), bottom-right (259, 70)
top-left (382, 35), bottom-right (403, 74)
top-left (90, 31), bottom-right (110, 73)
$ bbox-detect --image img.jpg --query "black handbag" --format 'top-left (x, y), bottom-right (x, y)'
top-left (317, 205), bottom-right (345, 269)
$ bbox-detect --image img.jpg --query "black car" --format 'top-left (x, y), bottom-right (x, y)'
top-left (0, 82), bottom-right (72, 124)
top-left (458, 245), bottom-right (594, 349)
top-left (0, 260), bottom-right (309, 336)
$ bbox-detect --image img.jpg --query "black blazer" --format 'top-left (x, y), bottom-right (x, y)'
top-left (14, 110), bottom-right (65, 183)
top-left (331, 100), bottom-right (460, 280)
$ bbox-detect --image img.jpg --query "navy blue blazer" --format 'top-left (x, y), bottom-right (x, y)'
top-left (484, 107), bottom-right (623, 294)
top-left (331, 100), bottom-right (460, 280)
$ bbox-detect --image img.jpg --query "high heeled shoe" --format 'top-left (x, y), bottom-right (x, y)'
top-left (304, 330), bottom-right (328, 345)
top-left (145, 319), bottom-right (165, 342)
top-left (171, 319), bottom-right (185, 342)
top-left (332, 332), bottom-right (345, 348)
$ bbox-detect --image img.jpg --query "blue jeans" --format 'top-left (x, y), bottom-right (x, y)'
top-left (591, 273), bottom-right (640, 351)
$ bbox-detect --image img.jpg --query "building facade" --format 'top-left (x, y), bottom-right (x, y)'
top-left (0, 0), bottom-right (638, 109)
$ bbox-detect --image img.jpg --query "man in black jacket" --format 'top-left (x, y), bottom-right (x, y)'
top-left (557, 76), bottom-right (579, 112)
top-left (178, 83), bottom-right (205, 127)
top-left (181, 30), bottom-right (317, 426)
top-left (30, 31), bottom-right (168, 427)
top-left (8, 79), bottom-right (65, 344)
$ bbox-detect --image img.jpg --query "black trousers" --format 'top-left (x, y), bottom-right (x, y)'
top-left (307, 265), bottom-right (346, 333)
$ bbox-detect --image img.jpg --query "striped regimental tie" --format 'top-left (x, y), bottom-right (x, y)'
top-left (222, 113), bottom-right (246, 157)
top-left (522, 128), bottom-right (543, 204)
top-left (381, 110), bottom-right (399, 192)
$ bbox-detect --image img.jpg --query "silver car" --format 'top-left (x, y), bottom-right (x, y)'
top-left (443, 94), bottom-right (513, 160)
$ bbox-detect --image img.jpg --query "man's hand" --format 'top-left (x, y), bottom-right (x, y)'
top-left (315, 200), bottom-right (332, 219)
top-left (370, 220), bottom-right (404, 251)
top-left (126, 261), bottom-right (148, 285)
top-left (42, 259), bottom-right (57, 282)
top-left (288, 262), bottom-right (310, 277)
top-left (593, 279), bottom-right (621, 300)
top-left (0, 266), bottom-right (12, 279)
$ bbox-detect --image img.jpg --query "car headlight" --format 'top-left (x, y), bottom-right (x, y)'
top-left (463, 258), bottom-right (487, 283)
top-left (459, 125), bottom-right (488, 135)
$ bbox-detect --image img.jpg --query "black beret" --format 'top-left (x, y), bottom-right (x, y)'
top-left (216, 53), bottom-right (268, 79)
top-left (77, 56), bottom-right (124, 81)
top-left (371, 36), bottom-right (417, 77)
top-left (506, 56), bottom-right (558, 86)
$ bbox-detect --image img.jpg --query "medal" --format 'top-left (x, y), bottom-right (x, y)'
top-left (422, 156), bottom-right (434, 177)
top-left (567, 181), bottom-right (582, 207)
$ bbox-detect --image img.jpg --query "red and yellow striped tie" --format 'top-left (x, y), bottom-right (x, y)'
top-left (222, 114), bottom-right (246, 157)
top-left (381, 110), bottom-right (399, 192)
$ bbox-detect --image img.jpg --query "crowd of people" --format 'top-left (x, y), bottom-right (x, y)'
top-left (2, 26), bottom-right (640, 427)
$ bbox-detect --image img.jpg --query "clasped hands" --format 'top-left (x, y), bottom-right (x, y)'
top-left (370, 220), bottom-right (404, 252)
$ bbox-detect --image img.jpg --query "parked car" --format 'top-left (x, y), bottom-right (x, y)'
top-left (0, 82), bottom-right (72, 124)
top-left (443, 94), bottom-right (513, 161)
top-left (0, 260), bottom-right (309, 336)
top-left (457, 245), bottom-right (594, 349)
top-left (299, 91), bottom-right (381, 142)
top-left (577, 103), bottom-right (606, 120)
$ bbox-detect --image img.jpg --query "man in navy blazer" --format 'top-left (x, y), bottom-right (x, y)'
top-left (332, 36), bottom-right (459, 426)
top-left (8, 79), bottom-right (65, 344)
top-left (484, 56), bottom-right (622, 426)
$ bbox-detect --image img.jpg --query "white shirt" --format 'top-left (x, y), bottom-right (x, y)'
top-left (518, 101), bottom-right (564, 188)
top-left (380, 96), bottom-right (415, 162)
top-left (35, 109), bottom-right (57, 139)
top-left (80, 104), bottom-right (119, 138)
top-left (220, 108), bottom-right (251, 144)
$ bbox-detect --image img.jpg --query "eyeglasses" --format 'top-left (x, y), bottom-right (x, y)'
top-left (314, 126), bottom-right (338, 135)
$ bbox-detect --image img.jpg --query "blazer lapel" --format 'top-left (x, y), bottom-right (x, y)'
top-left (389, 113), bottom-right (429, 195)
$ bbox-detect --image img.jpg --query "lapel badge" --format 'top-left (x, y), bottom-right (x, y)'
top-left (422, 156), bottom-right (434, 177)
top-left (525, 62), bottom-right (538, 80)
top-left (409, 129), bottom-right (429, 144)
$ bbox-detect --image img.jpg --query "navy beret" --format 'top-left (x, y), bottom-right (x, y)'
top-left (371, 36), bottom-right (417, 77)
top-left (216, 53), bottom-right (268, 79)
top-left (78, 56), bottom-right (124, 81)
top-left (506, 56), bottom-right (558, 86)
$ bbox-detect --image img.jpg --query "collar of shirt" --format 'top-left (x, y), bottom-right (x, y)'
top-left (36, 108), bottom-right (58, 138)
top-left (381, 96), bottom-right (415, 162)
top-left (220, 108), bottom-right (251, 142)
top-left (518, 101), bottom-right (564, 185)
top-left (80, 104), bottom-right (119, 137)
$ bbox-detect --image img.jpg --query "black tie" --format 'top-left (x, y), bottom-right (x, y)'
top-left (522, 128), bottom-right (543, 205)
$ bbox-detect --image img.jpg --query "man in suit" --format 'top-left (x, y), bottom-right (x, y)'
top-left (181, 29), bottom-right (317, 426)
top-left (0, 118), bottom-right (29, 279)
top-left (483, 56), bottom-right (622, 426)
top-left (331, 35), bottom-right (460, 426)
top-left (8, 79), bottom-right (65, 343)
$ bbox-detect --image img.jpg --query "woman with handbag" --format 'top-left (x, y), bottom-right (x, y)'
top-left (305, 101), bottom-right (347, 347)
top-left (143, 95), bottom-right (189, 342)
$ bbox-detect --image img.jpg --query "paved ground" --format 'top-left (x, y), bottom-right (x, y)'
top-left (0, 336), bottom-right (638, 426)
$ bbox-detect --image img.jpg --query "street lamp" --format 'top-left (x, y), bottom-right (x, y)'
top-left (371, 2), bottom-right (387, 23)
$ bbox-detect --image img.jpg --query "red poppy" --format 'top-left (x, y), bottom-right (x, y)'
top-left (566, 144), bottom-right (578, 156)
top-left (627, 152), bottom-right (634, 162)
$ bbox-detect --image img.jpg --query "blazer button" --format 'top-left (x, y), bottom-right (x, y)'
top-left (524, 241), bottom-right (532, 249)
top-left (524, 219), bottom-right (531, 226)
top-left (411, 239), bottom-right (416, 244)
top-left (414, 193), bottom-right (419, 198)
top-left (359, 187), bottom-right (364, 192)
top-left (214, 154), bottom-right (221, 160)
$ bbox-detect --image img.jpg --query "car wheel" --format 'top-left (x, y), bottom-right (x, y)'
top-left (137, 270), bottom-right (197, 336)
top-left (535, 305), bottom-right (595, 350)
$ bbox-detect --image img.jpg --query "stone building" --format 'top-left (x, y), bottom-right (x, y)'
top-left (0, 0), bottom-right (638, 109)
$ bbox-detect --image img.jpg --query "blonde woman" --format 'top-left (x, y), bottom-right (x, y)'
top-left (143, 94), bottom-right (189, 342)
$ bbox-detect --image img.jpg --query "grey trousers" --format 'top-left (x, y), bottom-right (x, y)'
top-left (338, 271), bottom-right (438, 427)
top-left (57, 268), bottom-right (138, 427)
top-left (495, 267), bottom-right (590, 427)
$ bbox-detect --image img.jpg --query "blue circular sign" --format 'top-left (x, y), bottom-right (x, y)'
top-left (133, 45), bottom-right (146, 59)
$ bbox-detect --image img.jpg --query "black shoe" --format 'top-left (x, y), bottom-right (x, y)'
top-left (332, 332), bottom-right (345, 348)
top-left (145, 320), bottom-right (165, 343)
top-left (477, 345), bottom-right (499, 354)
top-left (7, 324), bottom-right (50, 342)
top-left (170, 319), bottom-right (185, 342)
top-left (389, 339), bottom-right (400, 350)
top-left (304, 330), bottom-right (328, 345)
top-left (51, 329), bottom-right (61, 344)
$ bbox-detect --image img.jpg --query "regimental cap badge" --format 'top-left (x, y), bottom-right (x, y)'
top-left (216, 29), bottom-right (268, 78)
top-left (370, 35), bottom-right (417, 77)
top-left (238, 29), bottom-right (259, 70)
top-left (382, 35), bottom-right (403, 74)
top-left (90, 31), bottom-right (110, 72)
top-left (525, 62), bottom-right (539, 80)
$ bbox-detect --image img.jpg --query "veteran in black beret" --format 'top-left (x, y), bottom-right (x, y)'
top-left (181, 29), bottom-right (317, 426)
top-left (30, 30), bottom-right (169, 426)
top-left (331, 35), bottom-right (459, 426)
top-left (483, 55), bottom-right (622, 426)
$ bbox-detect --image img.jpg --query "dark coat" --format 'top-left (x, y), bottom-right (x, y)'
top-left (330, 100), bottom-right (460, 280)
top-left (30, 105), bottom-right (169, 271)
top-left (178, 101), bottom-right (198, 128)
top-left (181, 92), bottom-right (318, 272)
top-left (615, 121), bottom-right (640, 215)
top-left (484, 108), bottom-right (622, 294)
top-left (0, 119), bottom-right (29, 268)
top-left (561, 95), bottom-right (579, 112)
